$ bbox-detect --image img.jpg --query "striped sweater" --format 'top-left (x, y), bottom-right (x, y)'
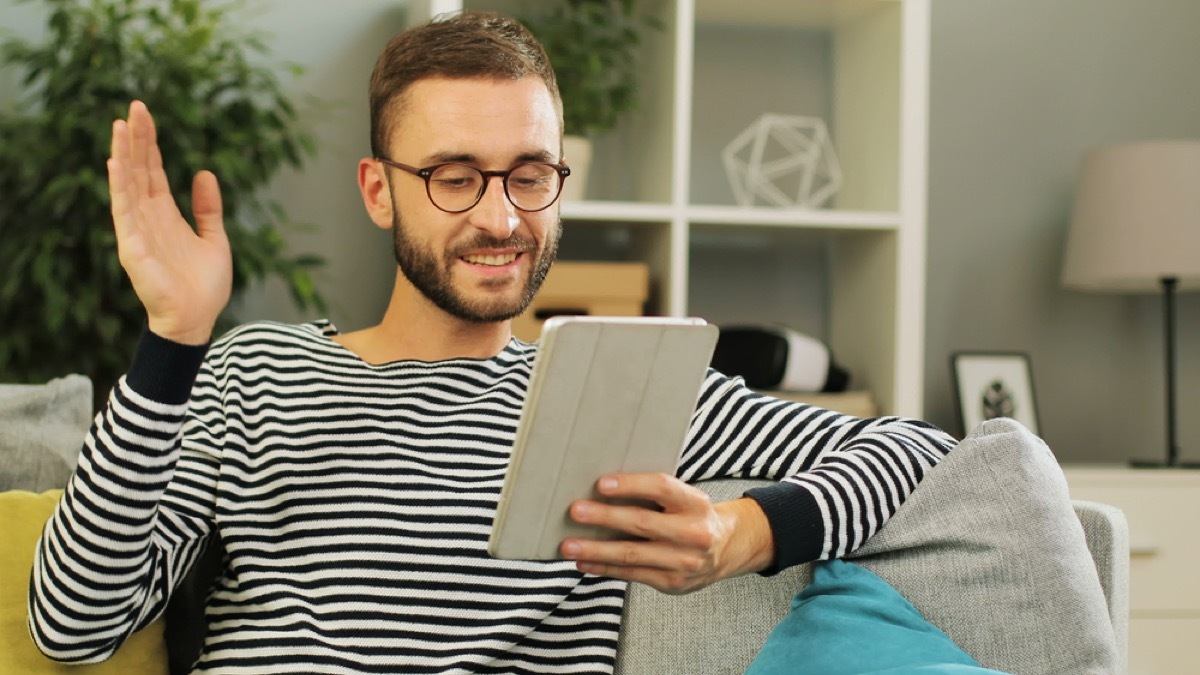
top-left (29, 320), bottom-right (956, 674)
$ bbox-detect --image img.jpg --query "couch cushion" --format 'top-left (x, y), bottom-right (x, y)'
top-left (845, 418), bottom-right (1118, 674)
top-left (0, 375), bottom-right (92, 492)
top-left (0, 489), bottom-right (169, 674)
top-left (745, 560), bottom-right (1006, 675)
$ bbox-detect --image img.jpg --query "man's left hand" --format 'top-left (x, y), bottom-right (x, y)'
top-left (560, 473), bottom-right (775, 594)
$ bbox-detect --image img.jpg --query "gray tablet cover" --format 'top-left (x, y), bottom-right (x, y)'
top-left (488, 316), bottom-right (719, 560)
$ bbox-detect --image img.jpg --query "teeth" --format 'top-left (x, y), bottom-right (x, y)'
top-left (464, 253), bottom-right (518, 266)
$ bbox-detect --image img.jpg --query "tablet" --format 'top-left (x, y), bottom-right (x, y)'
top-left (488, 315), bottom-right (720, 560)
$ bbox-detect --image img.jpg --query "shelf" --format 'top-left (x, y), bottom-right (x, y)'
top-left (416, 0), bottom-right (929, 417)
top-left (559, 201), bottom-right (902, 231)
top-left (559, 200), bottom-right (677, 223)
top-left (685, 205), bottom-right (901, 230)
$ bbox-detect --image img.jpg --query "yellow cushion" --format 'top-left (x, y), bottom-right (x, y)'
top-left (0, 489), bottom-right (169, 675)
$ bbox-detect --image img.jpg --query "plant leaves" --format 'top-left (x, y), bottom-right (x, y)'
top-left (0, 0), bottom-right (325, 402)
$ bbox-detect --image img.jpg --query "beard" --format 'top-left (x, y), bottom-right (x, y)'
top-left (390, 205), bottom-right (560, 323)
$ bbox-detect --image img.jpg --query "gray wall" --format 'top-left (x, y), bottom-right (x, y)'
top-left (226, 1), bottom-right (406, 331)
top-left (5, 0), bottom-right (1199, 464)
top-left (926, 0), bottom-right (1200, 463)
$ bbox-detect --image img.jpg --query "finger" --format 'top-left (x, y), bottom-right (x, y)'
top-left (192, 170), bottom-right (226, 242)
top-left (562, 537), bottom-right (691, 573)
top-left (596, 473), bottom-right (704, 514)
top-left (128, 100), bottom-right (152, 201)
top-left (107, 157), bottom-right (131, 233)
top-left (569, 499), bottom-right (670, 541)
top-left (574, 562), bottom-right (692, 594)
top-left (108, 155), bottom-right (150, 267)
top-left (146, 129), bottom-right (172, 197)
top-left (108, 121), bottom-right (137, 237)
top-left (110, 117), bottom-right (132, 187)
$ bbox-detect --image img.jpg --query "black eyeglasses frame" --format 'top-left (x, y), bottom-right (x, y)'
top-left (375, 157), bottom-right (571, 213)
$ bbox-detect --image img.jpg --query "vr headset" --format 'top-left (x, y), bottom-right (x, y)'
top-left (710, 325), bottom-right (849, 393)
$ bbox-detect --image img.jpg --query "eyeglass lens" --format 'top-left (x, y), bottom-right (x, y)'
top-left (428, 163), bottom-right (563, 212)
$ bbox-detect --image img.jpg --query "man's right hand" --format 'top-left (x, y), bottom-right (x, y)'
top-left (108, 100), bottom-right (232, 346)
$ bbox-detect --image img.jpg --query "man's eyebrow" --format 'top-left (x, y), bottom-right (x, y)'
top-left (422, 151), bottom-right (476, 165)
top-left (516, 150), bottom-right (558, 164)
top-left (420, 150), bottom-right (558, 165)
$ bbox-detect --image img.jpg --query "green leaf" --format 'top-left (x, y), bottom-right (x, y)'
top-left (520, 0), bottom-right (661, 136)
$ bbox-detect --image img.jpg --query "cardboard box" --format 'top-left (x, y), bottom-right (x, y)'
top-left (512, 261), bottom-right (649, 341)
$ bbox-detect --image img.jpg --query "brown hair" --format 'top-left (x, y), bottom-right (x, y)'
top-left (368, 11), bottom-right (561, 157)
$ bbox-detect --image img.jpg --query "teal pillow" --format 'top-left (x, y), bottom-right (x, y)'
top-left (745, 560), bottom-right (1010, 675)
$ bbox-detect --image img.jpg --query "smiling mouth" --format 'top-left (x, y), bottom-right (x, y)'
top-left (462, 252), bottom-right (520, 266)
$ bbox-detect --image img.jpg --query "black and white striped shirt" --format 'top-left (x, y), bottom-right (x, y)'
top-left (30, 320), bottom-right (955, 674)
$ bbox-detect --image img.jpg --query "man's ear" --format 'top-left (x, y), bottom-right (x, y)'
top-left (358, 158), bottom-right (394, 229)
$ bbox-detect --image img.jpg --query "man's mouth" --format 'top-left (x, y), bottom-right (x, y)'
top-left (462, 252), bottom-right (520, 267)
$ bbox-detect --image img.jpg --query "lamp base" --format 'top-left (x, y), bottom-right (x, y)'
top-left (1129, 458), bottom-right (1200, 469)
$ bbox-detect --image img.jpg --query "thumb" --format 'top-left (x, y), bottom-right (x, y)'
top-left (192, 170), bottom-right (226, 241)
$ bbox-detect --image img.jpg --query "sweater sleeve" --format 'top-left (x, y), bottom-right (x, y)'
top-left (27, 328), bottom-right (220, 664)
top-left (676, 370), bottom-right (957, 573)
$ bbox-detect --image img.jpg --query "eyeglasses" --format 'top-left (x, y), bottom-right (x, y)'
top-left (376, 158), bottom-right (571, 213)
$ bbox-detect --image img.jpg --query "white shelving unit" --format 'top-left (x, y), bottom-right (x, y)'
top-left (410, 0), bottom-right (930, 417)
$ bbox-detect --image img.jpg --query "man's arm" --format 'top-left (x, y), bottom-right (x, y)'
top-left (561, 370), bottom-right (956, 592)
top-left (28, 331), bottom-right (219, 662)
top-left (27, 99), bottom-right (234, 662)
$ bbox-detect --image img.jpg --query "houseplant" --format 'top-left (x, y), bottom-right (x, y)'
top-left (518, 0), bottom-right (661, 199)
top-left (0, 0), bottom-right (324, 406)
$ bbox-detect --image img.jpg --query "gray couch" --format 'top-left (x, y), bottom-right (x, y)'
top-left (5, 377), bottom-right (1127, 674)
top-left (617, 418), bottom-right (1128, 675)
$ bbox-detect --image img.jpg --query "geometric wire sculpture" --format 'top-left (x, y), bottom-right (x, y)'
top-left (722, 113), bottom-right (842, 208)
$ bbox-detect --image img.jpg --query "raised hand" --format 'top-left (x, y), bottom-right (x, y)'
top-left (560, 473), bottom-right (776, 594)
top-left (108, 100), bottom-right (232, 345)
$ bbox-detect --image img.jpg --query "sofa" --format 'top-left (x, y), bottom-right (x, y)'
top-left (3, 376), bottom-right (1127, 674)
top-left (618, 419), bottom-right (1128, 675)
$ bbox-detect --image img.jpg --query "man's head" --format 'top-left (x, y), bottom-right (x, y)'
top-left (358, 12), bottom-right (566, 325)
top-left (369, 11), bottom-right (563, 159)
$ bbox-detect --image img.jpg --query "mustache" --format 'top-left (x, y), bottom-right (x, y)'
top-left (448, 234), bottom-right (537, 256)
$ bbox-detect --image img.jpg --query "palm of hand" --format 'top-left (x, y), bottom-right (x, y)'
top-left (109, 102), bottom-right (232, 345)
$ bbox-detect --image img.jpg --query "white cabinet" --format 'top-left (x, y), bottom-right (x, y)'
top-left (413, 0), bottom-right (930, 416)
top-left (1062, 466), bottom-right (1200, 675)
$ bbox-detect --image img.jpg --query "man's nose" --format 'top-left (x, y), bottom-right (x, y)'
top-left (467, 176), bottom-right (519, 238)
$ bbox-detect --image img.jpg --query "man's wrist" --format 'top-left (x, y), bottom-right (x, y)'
top-left (717, 497), bottom-right (776, 577)
top-left (146, 317), bottom-right (213, 346)
top-left (126, 325), bottom-right (210, 404)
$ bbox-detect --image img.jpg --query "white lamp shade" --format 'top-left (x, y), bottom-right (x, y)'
top-left (1062, 140), bottom-right (1200, 293)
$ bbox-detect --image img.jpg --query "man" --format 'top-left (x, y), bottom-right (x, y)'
top-left (29, 11), bottom-right (956, 674)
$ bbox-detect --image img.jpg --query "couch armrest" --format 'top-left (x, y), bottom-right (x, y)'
top-left (1074, 499), bottom-right (1130, 670)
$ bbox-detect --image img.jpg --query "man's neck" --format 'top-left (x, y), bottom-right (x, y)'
top-left (333, 273), bottom-right (514, 365)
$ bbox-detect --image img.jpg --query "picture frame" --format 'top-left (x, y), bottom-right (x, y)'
top-left (950, 352), bottom-right (1040, 437)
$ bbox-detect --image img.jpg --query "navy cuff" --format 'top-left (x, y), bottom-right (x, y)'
top-left (125, 326), bottom-right (209, 405)
top-left (744, 481), bottom-right (825, 576)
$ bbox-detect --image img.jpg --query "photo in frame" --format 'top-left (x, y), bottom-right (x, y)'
top-left (950, 352), bottom-right (1040, 437)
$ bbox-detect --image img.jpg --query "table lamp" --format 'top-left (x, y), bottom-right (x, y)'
top-left (1062, 140), bottom-right (1200, 467)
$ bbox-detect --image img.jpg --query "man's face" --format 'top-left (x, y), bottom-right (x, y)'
top-left (383, 76), bottom-right (563, 323)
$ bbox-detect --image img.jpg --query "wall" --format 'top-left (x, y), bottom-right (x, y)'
top-left (926, 0), bottom-right (1200, 463)
top-left (5, 0), bottom-right (1199, 464)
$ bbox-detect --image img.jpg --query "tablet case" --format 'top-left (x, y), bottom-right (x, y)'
top-left (488, 316), bottom-right (719, 560)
